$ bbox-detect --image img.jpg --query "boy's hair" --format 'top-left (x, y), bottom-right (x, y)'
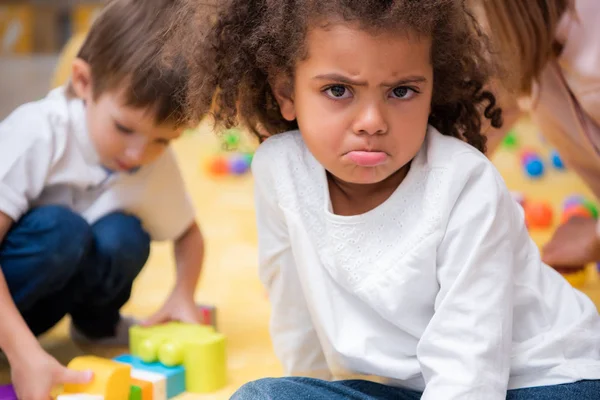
top-left (481, 0), bottom-right (572, 95)
top-left (179, 0), bottom-right (503, 153)
top-left (71, 0), bottom-right (190, 126)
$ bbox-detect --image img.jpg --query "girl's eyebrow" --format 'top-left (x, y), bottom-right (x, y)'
top-left (313, 73), bottom-right (428, 87)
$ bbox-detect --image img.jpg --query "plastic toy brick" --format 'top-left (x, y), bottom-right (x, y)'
top-left (129, 322), bottom-right (226, 393)
top-left (129, 385), bottom-right (142, 400)
top-left (114, 354), bottom-right (185, 399)
top-left (63, 356), bottom-right (131, 400)
top-left (131, 378), bottom-right (152, 400)
top-left (130, 368), bottom-right (167, 400)
top-left (0, 384), bottom-right (16, 400)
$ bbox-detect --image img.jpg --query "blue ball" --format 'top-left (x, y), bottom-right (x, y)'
top-left (524, 158), bottom-right (544, 178)
top-left (228, 155), bottom-right (250, 175)
top-left (550, 150), bottom-right (565, 170)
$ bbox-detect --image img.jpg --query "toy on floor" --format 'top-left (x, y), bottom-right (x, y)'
top-left (54, 304), bottom-right (225, 399)
top-left (0, 384), bottom-right (16, 400)
top-left (501, 129), bottom-right (519, 149)
top-left (205, 128), bottom-right (255, 177)
top-left (129, 321), bottom-right (227, 394)
top-left (524, 200), bottom-right (553, 229)
top-left (550, 149), bottom-right (565, 170)
top-left (561, 195), bottom-right (598, 223)
top-left (520, 149), bottom-right (545, 179)
top-left (62, 356), bottom-right (131, 400)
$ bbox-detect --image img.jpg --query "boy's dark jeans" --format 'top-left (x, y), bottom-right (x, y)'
top-left (0, 205), bottom-right (150, 338)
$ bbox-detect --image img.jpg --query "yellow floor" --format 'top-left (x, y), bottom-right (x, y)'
top-left (0, 117), bottom-right (599, 399)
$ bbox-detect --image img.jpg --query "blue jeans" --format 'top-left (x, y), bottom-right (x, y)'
top-left (230, 377), bottom-right (600, 400)
top-left (0, 206), bottom-right (150, 337)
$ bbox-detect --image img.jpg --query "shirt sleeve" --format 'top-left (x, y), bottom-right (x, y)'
top-left (252, 147), bottom-right (332, 379)
top-left (135, 147), bottom-right (196, 241)
top-left (417, 153), bottom-right (516, 400)
top-left (0, 104), bottom-right (53, 221)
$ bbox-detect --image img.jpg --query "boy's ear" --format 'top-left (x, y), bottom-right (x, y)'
top-left (71, 58), bottom-right (93, 101)
top-left (270, 74), bottom-right (296, 121)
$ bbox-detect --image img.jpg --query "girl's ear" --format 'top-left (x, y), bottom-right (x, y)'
top-left (270, 74), bottom-right (296, 121)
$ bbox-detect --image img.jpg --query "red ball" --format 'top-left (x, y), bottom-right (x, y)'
top-left (524, 201), bottom-right (553, 229)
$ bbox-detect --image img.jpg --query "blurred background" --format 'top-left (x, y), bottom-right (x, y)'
top-left (1, 1), bottom-right (599, 399)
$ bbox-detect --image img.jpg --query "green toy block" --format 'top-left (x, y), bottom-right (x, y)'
top-left (129, 385), bottom-right (142, 400)
top-left (129, 322), bottom-right (227, 394)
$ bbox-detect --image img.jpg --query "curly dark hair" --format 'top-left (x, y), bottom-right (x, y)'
top-left (179, 0), bottom-right (503, 153)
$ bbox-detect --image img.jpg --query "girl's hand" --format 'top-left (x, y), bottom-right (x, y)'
top-left (10, 345), bottom-right (92, 400)
top-left (542, 216), bottom-right (600, 268)
top-left (141, 289), bottom-right (202, 326)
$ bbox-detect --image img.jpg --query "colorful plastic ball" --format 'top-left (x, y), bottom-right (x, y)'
top-left (561, 204), bottom-right (593, 224)
top-left (228, 155), bottom-right (251, 175)
top-left (502, 130), bottom-right (518, 149)
top-left (562, 195), bottom-right (585, 210)
top-left (582, 200), bottom-right (599, 219)
top-left (524, 158), bottom-right (544, 178)
top-left (550, 150), bottom-right (565, 170)
top-left (207, 156), bottom-right (229, 176)
top-left (519, 149), bottom-right (538, 165)
top-left (524, 201), bottom-right (553, 229)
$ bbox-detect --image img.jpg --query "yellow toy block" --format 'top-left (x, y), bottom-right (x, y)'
top-left (63, 356), bottom-right (131, 400)
top-left (130, 322), bottom-right (227, 393)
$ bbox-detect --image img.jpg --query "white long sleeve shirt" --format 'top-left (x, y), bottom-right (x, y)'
top-left (253, 127), bottom-right (600, 399)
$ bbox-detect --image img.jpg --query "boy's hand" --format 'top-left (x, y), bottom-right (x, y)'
top-left (542, 216), bottom-right (600, 268)
top-left (142, 290), bottom-right (201, 326)
top-left (10, 345), bottom-right (92, 400)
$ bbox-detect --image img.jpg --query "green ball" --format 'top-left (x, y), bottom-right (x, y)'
top-left (502, 130), bottom-right (518, 148)
top-left (582, 200), bottom-right (599, 219)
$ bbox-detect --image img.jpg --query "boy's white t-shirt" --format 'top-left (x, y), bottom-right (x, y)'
top-left (253, 127), bottom-right (600, 399)
top-left (0, 87), bottom-right (195, 241)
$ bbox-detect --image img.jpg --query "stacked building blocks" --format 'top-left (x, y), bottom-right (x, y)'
top-left (114, 354), bottom-right (185, 399)
top-left (129, 322), bottom-right (227, 394)
top-left (63, 356), bottom-right (131, 400)
top-left (520, 149), bottom-right (545, 179)
top-left (0, 384), bottom-right (16, 400)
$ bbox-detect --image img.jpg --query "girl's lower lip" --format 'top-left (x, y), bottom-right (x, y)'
top-left (346, 151), bottom-right (388, 167)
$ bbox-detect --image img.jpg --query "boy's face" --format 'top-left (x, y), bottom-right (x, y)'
top-left (71, 59), bottom-right (185, 172)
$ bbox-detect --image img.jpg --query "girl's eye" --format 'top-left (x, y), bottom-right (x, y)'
top-left (324, 85), bottom-right (352, 99)
top-left (391, 86), bottom-right (416, 100)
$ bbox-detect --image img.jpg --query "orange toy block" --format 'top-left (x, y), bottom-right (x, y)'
top-left (63, 356), bottom-right (131, 400)
top-left (131, 378), bottom-right (152, 400)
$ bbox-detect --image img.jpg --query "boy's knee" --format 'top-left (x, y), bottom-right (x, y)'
top-left (93, 212), bottom-right (151, 274)
top-left (1, 206), bottom-right (92, 302)
top-left (20, 205), bottom-right (92, 274)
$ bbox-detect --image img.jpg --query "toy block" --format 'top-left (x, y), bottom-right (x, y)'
top-left (129, 385), bottom-right (142, 400)
top-left (57, 395), bottom-right (104, 400)
top-left (63, 356), bottom-right (131, 400)
top-left (198, 304), bottom-right (217, 329)
top-left (131, 378), bottom-right (152, 400)
top-left (114, 354), bottom-right (185, 399)
top-left (0, 384), bottom-right (16, 400)
top-left (130, 369), bottom-right (167, 400)
top-left (129, 322), bottom-right (227, 393)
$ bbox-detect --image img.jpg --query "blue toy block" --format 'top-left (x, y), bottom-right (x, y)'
top-left (114, 354), bottom-right (185, 399)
